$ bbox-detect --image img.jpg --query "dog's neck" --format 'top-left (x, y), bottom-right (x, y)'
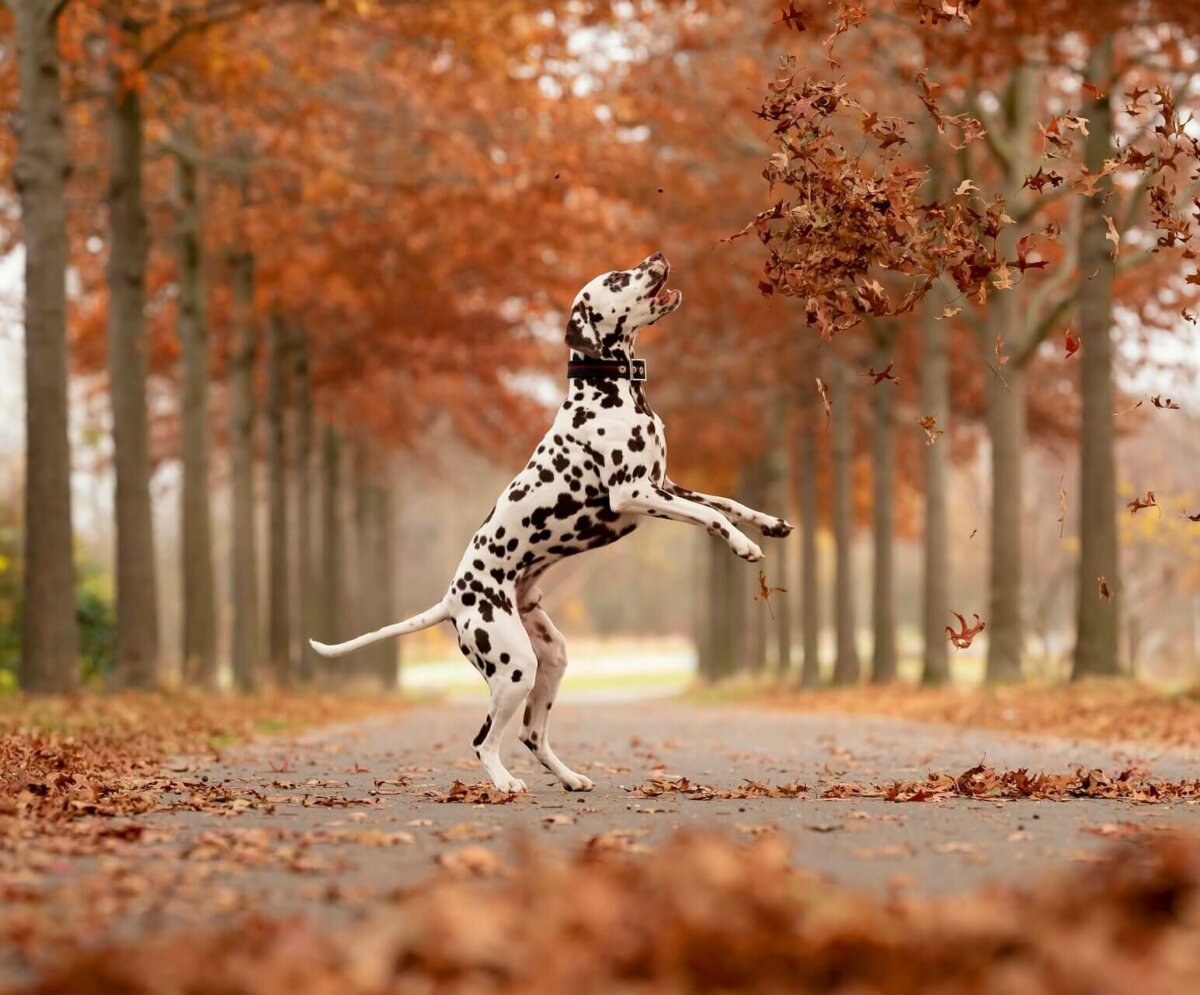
top-left (568, 344), bottom-right (636, 364)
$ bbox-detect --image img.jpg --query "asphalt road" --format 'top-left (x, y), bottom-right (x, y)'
top-left (171, 700), bottom-right (1200, 898)
top-left (5, 698), bottom-right (1199, 986)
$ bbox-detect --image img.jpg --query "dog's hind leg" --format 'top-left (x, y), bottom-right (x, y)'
top-left (517, 601), bottom-right (594, 792)
top-left (456, 609), bottom-right (538, 793)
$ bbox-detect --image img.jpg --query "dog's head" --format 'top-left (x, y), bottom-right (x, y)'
top-left (565, 252), bottom-right (682, 359)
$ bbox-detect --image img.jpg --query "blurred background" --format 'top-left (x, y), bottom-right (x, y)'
top-left (1, 0), bottom-right (1197, 698)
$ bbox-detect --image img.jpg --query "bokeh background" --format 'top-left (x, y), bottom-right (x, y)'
top-left (1, 0), bottom-right (1198, 697)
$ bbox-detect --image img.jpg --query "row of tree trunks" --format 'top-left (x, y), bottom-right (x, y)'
top-left (175, 132), bottom-right (218, 689)
top-left (13, 0), bottom-right (80, 693)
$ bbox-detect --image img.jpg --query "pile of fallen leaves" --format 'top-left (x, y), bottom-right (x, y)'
top-left (0, 692), bottom-right (395, 852)
top-left (13, 829), bottom-right (1200, 995)
top-left (629, 762), bottom-right (1200, 805)
top-left (733, 679), bottom-right (1200, 751)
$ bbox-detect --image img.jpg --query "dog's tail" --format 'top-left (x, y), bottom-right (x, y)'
top-left (309, 597), bottom-right (451, 659)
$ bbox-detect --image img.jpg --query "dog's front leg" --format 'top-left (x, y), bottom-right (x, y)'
top-left (663, 479), bottom-right (793, 538)
top-left (610, 485), bottom-right (764, 561)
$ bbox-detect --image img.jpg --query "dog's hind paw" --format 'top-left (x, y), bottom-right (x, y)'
top-left (759, 517), bottom-right (794, 538)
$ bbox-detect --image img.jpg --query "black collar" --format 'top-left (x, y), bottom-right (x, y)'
top-left (567, 357), bottom-right (647, 382)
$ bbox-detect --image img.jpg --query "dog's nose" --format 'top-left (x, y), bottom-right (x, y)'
top-left (648, 251), bottom-right (665, 264)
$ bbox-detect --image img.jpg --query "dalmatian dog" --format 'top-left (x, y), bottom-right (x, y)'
top-left (310, 252), bottom-right (792, 793)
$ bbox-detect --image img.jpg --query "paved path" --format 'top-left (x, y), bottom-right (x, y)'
top-left (167, 700), bottom-right (1199, 897)
top-left (6, 699), bottom-right (1200, 984)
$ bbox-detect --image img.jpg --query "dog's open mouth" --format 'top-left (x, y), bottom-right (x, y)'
top-left (646, 264), bottom-right (674, 302)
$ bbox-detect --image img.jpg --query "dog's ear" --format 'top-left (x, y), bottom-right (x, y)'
top-left (565, 307), bottom-right (603, 359)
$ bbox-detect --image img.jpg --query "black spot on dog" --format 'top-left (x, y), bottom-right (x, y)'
top-left (511, 669), bottom-right (523, 683)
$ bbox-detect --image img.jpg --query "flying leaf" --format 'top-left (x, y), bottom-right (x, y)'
top-left (1098, 576), bottom-right (1112, 600)
top-left (1150, 395), bottom-right (1180, 409)
top-left (1114, 400), bottom-right (1143, 416)
top-left (1103, 215), bottom-right (1120, 259)
top-left (778, 1), bottom-right (809, 32)
top-left (753, 570), bottom-right (788, 619)
top-left (1127, 491), bottom-right (1158, 516)
top-left (1057, 476), bottom-right (1066, 538)
top-left (954, 179), bottom-right (979, 197)
top-left (863, 363), bottom-right (900, 385)
top-left (946, 612), bottom-right (986, 649)
top-left (1065, 328), bottom-right (1081, 358)
top-left (815, 377), bottom-right (832, 426)
top-left (918, 415), bottom-right (944, 446)
top-left (1182, 512), bottom-right (1200, 523)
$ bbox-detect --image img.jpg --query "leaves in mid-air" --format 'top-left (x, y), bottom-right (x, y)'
top-left (1065, 327), bottom-right (1081, 358)
top-left (753, 570), bottom-right (788, 619)
top-left (946, 612), bottom-right (986, 649)
top-left (918, 415), bottom-right (944, 446)
top-left (863, 363), bottom-right (899, 386)
top-left (1127, 491), bottom-right (1158, 516)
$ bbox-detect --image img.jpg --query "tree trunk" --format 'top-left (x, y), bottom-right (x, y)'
top-left (831, 355), bottom-right (860, 685)
top-left (228, 251), bottom-right (259, 692)
top-left (769, 394), bottom-right (792, 674)
top-left (1072, 35), bottom-right (1121, 679)
top-left (699, 536), bottom-right (724, 681)
top-left (175, 137), bottom-right (217, 689)
top-left (985, 352), bottom-right (1025, 682)
top-left (870, 339), bottom-right (897, 683)
top-left (266, 313), bottom-right (291, 685)
top-left (13, 0), bottom-right (80, 693)
top-left (797, 401), bottom-right (821, 687)
top-left (981, 58), bottom-right (1037, 684)
top-left (375, 458), bottom-right (398, 689)
top-left (107, 72), bottom-right (159, 688)
top-left (919, 294), bottom-right (951, 683)
top-left (291, 322), bottom-right (316, 682)
top-left (319, 423), bottom-right (343, 674)
top-left (742, 466), bottom-right (768, 675)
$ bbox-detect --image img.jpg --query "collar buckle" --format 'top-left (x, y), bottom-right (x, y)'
top-left (630, 359), bottom-right (648, 382)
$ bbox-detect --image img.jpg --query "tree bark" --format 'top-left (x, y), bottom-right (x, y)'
top-left (375, 458), bottom-right (398, 689)
top-left (107, 69), bottom-right (159, 688)
top-left (13, 0), bottom-right (80, 692)
top-left (1072, 35), bottom-right (1121, 679)
top-left (984, 353), bottom-right (1026, 682)
top-left (870, 338), bottom-right (897, 683)
top-left (797, 401), bottom-right (821, 687)
top-left (228, 251), bottom-right (259, 692)
top-left (769, 394), bottom-right (792, 674)
top-left (742, 466), bottom-right (768, 675)
top-left (266, 313), bottom-right (291, 685)
top-left (290, 322), bottom-right (316, 682)
top-left (979, 58), bottom-right (1037, 684)
top-left (319, 423), bottom-right (343, 672)
top-left (174, 136), bottom-right (217, 689)
top-left (831, 355), bottom-right (860, 685)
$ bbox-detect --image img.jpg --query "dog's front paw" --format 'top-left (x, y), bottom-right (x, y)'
top-left (561, 772), bottom-right (594, 792)
top-left (759, 517), bottom-right (794, 538)
top-left (729, 533), bottom-right (764, 562)
top-left (493, 775), bottom-right (528, 794)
